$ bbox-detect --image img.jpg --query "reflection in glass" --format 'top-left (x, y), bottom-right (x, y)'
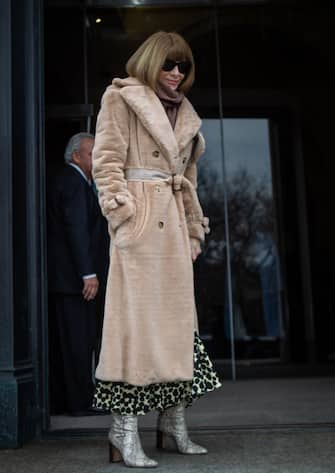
top-left (196, 118), bottom-right (284, 361)
top-left (223, 119), bottom-right (283, 359)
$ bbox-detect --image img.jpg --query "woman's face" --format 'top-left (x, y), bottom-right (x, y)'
top-left (159, 65), bottom-right (185, 91)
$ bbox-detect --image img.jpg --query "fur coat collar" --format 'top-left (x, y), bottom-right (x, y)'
top-left (112, 77), bottom-right (203, 162)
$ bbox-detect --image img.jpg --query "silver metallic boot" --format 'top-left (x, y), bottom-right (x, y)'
top-left (108, 413), bottom-right (158, 468)
top-left (157, 403), bottom-right (208, 454)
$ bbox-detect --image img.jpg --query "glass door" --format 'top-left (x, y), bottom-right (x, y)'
top-left (195, 118), bottom-right (287, 377)
top-left (223, 119), bottom-right (284, 360)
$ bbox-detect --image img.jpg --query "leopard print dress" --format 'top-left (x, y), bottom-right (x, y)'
top-left (93, 333), bottom-right (221, 415)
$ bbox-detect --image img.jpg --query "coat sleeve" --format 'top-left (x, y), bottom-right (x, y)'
top-left (63, 181), bottom-right (95, 277)
top-left (92, 86), bottom-right (135, 231)
top-left (183, 132), bottom-right (209, 243)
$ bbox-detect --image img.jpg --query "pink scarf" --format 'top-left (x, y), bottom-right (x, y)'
top-left (156, 82), bottom-right (184, 129)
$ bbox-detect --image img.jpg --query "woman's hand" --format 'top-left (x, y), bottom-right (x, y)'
top-left (190, 238), bottom-right (201, 262)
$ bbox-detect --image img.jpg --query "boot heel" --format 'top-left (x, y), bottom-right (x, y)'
top-left (109, 442), bottom-right (122, 463)
top-left (156, 430), bottom-right (166, 450)
top-left (109, 413), bottom-right (158, 467)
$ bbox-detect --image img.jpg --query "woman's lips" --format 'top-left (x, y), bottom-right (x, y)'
top-left (167, 80), bottom-right (179, 87)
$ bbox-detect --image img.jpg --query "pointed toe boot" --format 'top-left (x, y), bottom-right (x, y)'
top-left (109, 413), bottom-right (158, 468)
top-left (157, 403), bottom-right (207, 455)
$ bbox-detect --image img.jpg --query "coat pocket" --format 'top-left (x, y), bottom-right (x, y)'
top-left (113, 182), bottom-right (148, 249)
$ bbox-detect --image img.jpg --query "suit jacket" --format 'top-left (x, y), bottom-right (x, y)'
top-left (47, 164), bottom-right (109, 294)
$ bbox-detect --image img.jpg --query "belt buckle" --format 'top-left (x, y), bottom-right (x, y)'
top-left (172, 174), bottom-right (182, 193)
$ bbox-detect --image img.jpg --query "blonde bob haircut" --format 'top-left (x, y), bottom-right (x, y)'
top-left (126, 31), bottom-right (195, 93)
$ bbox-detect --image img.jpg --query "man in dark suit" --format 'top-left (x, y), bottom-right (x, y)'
top-left (47, 132), bottom-right (109, 416)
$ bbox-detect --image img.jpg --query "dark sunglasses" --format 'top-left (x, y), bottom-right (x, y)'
top-left (162, 59), bottom-right (192, 75)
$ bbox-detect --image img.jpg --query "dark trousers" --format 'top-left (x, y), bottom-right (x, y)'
top-left (48, 293), bottom-right (96, 414)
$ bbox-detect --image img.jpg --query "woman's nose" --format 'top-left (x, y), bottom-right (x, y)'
top-left (171, 65), bottom-right (181, 76)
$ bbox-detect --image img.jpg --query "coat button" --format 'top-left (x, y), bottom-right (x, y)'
top-left (174, 156), bottom-right (178, 160)
top-left (182, 157), bottom-right (187, 164)
top-left (155, 185), bottom-right (161, 192)
top-left (152, 150), bottom-right (160, 158)
top-left (158, 221), bottom-right (164, 229)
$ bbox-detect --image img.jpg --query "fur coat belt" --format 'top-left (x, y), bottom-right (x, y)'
top-left (124, 167), bottom-right (209, 234)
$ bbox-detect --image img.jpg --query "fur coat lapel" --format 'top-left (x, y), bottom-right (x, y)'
top-left (174, 98), bottom-right (202, 152)
top-left (117, 78), bottom-right (202, 163)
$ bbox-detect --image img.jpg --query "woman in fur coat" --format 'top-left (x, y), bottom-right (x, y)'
top-left (92, 31), bottom-right (221, 468)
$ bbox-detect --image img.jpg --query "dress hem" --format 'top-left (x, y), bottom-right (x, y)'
top-left (93, 333), bottom-right (222, 416)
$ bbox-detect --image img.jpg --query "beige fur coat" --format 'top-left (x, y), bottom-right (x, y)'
top-left (93, 77), bottom-right (207, 386)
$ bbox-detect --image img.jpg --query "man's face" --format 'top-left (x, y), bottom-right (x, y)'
top-left (72, 137), bottom-right (94, 179)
